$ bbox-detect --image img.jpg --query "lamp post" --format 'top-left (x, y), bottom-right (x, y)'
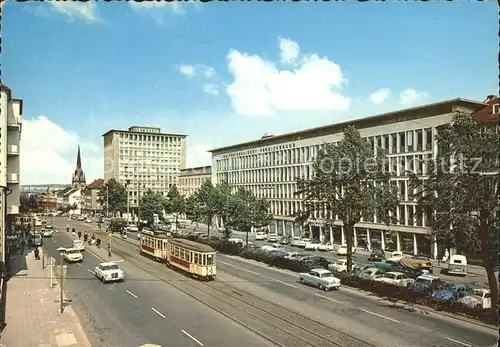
top-left (56, 248), bottom-right (66, 313)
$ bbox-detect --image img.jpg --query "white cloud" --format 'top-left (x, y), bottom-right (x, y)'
top-left (21, 116), bottom-right (102, 185)
top-left (179, 64), bottom-right (196, 77)
top-left (203, 84), bottom-right (219, 95)
top-left (187, 144), bottom-right (212, 168)
top-left (203, 67), bottom-right (216, 78)
top-left (279, 38), bottom-right (300, 64)
top-left (50, 2), bottom-right (100, 22)
top-left (226, 38), bottom-right (350, 117)
top-left (399, 88), bottom-right (430, 105)
top-left (369, 88), bottom-right (391, 104)
top-left (129, 1), bottom-right (187, 19)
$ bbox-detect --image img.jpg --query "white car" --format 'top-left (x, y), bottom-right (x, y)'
top-left (297, 238), bottom-right (311, 248)
top-left (127, 224), bottom-right (139, 232)
top-left (255, 232), bottom-right (267, 241)
top-left (290, 237), bottom-right (301, 247)
top-left (86, 218), bottom-right (92, 223)
top-left (77, 216), bottom-right (85, 221)
top-left (299, 268), bottom-right (341, 291)
top-left (318, 242), bottom-right (335, 251)
top-left (387, 251), bottom-right (404, 261)
top-left (61, 248), bottom-right (83, 263)
top-left (328, 259), bottom-right (358, 273)
top-left (337, 245), bottom-right (356, 255)
top-left (305, 240), bottom-right (322, 251)
top-left (260, 245), bottom-right (276, 252)
top-left (374, 271), bottom-right (414, 287)
top-left (73, 239), bottom-right (85, 252)
top-left (284, 252), bottom-right (302, 260)
top-left (267, 234), bottom-right (279, 242)
top-left (42, 229), bottom-right (53, 237)
top-left (94, 262), bottom-right (125, 283)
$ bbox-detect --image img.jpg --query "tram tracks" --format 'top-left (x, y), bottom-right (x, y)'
top-left (111, 239), bottom-right (373, 347)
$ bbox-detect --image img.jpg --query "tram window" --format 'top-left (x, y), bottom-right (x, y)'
top-left (189, 252), bottom-right (193, 262)
top-left (206, 254), bottom-right (214, 265)
top-left (202, 254), bottom-right (206, 266)
top-left (174, 247), bottom-right (179, 257)
top-left (180, 249), bottom-right (185, 259)
top-left (194, 253), bottom-right (199, 264)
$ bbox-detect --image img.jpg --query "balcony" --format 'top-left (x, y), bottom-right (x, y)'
top-left (7, 173), bottom-right (19, 183)
top-left (7, 144), bottom-right (19, 156)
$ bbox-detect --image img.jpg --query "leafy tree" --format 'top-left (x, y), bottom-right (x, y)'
top-left (20, 193), bottom-right (38, 213)
top-left (193, 180), bottom-right (220, 237)
top-left (296, 126), bottom-right (399, 273)
top-left (108, 218), bottom-right (127, 233)
top-left (409, 111), bottom-right (499, 302)
top-left (68, 203), bottom-right (78, 211)
top-left (165, 185), bottom-right (185, 227)
top-left (139, 190), bottom-right (166, 226)
top-left (215, 182), bottom-right (235, 239)
top-left (98, 179), bottom-right (127, 215)
top-left (184, 195), bottom-right (201, 221)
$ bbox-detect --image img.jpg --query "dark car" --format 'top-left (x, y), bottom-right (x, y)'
top-left (279, 236), bottom-right (291, 245)
top-left (301, 256), bottom-right (331, 271)
top-left (368, 248), bottom-right (386, 261)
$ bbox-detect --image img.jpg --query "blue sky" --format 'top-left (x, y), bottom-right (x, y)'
top-left (2, 1), bottom-right (498, 184)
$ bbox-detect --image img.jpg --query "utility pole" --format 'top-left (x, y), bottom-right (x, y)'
top-left (59, 255), bottom-right (64, 313)
top-left (125, 180), bottom-right (130, 223)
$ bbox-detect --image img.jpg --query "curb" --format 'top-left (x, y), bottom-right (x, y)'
top-left (221, 254), bottom-right (497, 330)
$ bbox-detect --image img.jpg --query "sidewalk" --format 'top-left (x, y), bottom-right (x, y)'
top-left (1, 247), bottom-right (91, 347)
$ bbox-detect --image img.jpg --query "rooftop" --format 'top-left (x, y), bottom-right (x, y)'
top-left (102, 127), bottom-right (187, 137)
top-left (209, 98), bottom-right (486, 154)
top-left (180, 166), bottom-right (212, 176)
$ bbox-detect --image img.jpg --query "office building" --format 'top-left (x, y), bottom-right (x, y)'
top-left (178, 166), bottom-right (211, 197)
top-left (210, 98), bottom-right (491, 258)
top-left (0, 83), bottom-right (22, 267)
top-left (103, 126), bottom-right (187, 210)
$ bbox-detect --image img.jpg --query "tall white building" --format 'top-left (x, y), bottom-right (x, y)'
top-left (0, 84), bottom-right (22, 267)
top-left (210, 98), bottom-right (488, 258)
top-left (178, 166), bottom-right (212, 197)
top-left (103, 126), bottom-right (187, 210)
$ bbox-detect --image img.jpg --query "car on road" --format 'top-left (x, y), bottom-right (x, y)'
top-left (284, 252), bottom-right (302, 260)
top-left (127, 224), bottom-right (139, 232)
top-left (279, 236), bottom-right (291, 245)
top-left (290, 237), bottom-right (301, 247)
top-left (328, 259), bottom-right (359, 273)
top-left (367, 248), bottom-right (386, 261)
top-left (42, 229), bottom-right (53, 237)
top-left (94, 262), bottom-right (125, 283)
top-left (374, 271), bottom-right (413, 287)
top-left (255, 232), bottom-right (267, 241)
top-left (86, 218), bottom-right (92, 223)
top-left (305, 240), bottom-right (322, 251)
top-left (267, 234), bottom-right (279, 242)
top-left (61, 248), bottom-right (83, 263)
top-left (318, 242), bottom-right (335, 252)
top-left (337, 244), bottom-right (356, 255)
top-left (387, 251), bottom-right (404, 261)
top-left (73, 239), bottom-right (85, 252)
top-left (356, 267), bottom-right (385, 280)
top-left (296, 238), bottom-right (311, 248)
top-left (77, 216), bottom-right (85, 221)
top-left (299, 268), bottom-right (341, 291)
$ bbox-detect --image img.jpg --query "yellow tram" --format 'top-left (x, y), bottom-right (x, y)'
top-left (166, 238), bottom-right (217, 280)
top-left (139, 230), bottom-right (170, 261)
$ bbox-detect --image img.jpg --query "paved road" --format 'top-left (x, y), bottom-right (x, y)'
top-left (43, 225), bottom-right (271, 347)
top-left (56, 217), bottom-right (498, 347)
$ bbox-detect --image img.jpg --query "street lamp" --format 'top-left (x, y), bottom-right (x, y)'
top-left (56, 247), bottom-right (67, 313)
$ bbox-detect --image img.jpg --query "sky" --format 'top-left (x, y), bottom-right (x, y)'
top-left (1, 1), bottom-right (498, 185)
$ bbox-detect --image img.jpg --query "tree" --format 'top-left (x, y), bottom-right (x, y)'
top-left (20, 193), bottom-right (38, 213)
top-left (139, 190), bottom-right (166, 226)
top-left (165, 185), bottom-right (185, 227)
top-left (193, 180), bottom-right (220, 237)
top-left (109, 218), bottom-right (127, 233)
top-left (98, 179), bottom-right (127, 215)
top-left (409, 111), bottom-right (499, 302)
top-left (215, 182), bottom-right (235, 239)
top-left (296, 126), bottom-right (399, 273)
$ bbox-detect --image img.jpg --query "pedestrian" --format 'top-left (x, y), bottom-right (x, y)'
top-left (84, 232), bottom-right (88, 242)
top-left (78, 231), bottom-right (82, 239)
top-left (20, 239), bottom-right (25, 254)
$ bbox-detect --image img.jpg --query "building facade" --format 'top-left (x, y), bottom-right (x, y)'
top-left (0, 83), bottom-right (22, 268)
top-left (178, 166), bottom-right (212, 197)
top-left (38, 194), bottom-right (57, 212)
top-left (102, 126), bottom-right (187, 211)
top-left (83, 178), bottom-right (104, 215)
top-left (210, 98), bottom-right (488, 258)
top-left (72, 145), bottom-right (87, 189)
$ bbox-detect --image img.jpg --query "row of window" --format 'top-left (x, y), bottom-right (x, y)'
top-left (171, 245), bottom-right (215, 266)
top-left (216, 128), bottom-right (435, 172)
top-left (179, 177), bottom-right (210, 186)
top-left (141, 235), bottom-right (168, 250)
top-left (119, 133), bottom-right (183, 144)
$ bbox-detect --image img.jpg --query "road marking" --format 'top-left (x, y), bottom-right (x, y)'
top-left (151, 307), bottom-right (166, 318)
top-left (219, 261), bottom-right (235, 267)
top-left (77, 263), bottom-right (83, 267)
top-left (445, 337), bottom-right (472, 346)
top-left (361, 309), bottom-right (400, 323)
top-left (242, 268), bottom-right (260, 276)
top-left (181, 329), bottom-right (203, 346)
top-left (126, 290), bottom-right (138, 299)
top-left (315, 293), bottom-right (341, 303)
top-left (275, 279), bottom-right (298, 288)
top-left (88, 269), bottom-right (95, 275)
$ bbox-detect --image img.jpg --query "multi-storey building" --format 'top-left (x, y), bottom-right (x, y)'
top-left (103, 126), bottom-right (187, 212)
top-left (210, 98), bottom-right (489, 258)
top-left (38, 194), bottom-right (57, 212)
top-left (0, 83), bottom-right (22, 267)
top-left (83, 178), bottom-right (104, 215)
top-left (178, 166), bottom-right (211, 197)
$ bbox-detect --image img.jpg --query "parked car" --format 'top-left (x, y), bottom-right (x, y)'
top-left (290, 237), bottom-right (301, 247)
top-left (328, 259), bottom-right (358, 273)
top-left (255, 232), bottom-right (267, 241)
top-left (374, 271), bottom-right (414, 287)
top-left (368, 248), bottom-right (386, 261)
top-left (284, 252), bottom-right (302, 260)
top-left (387, 251), bottom-right (404, 261)
top-left (279, 236), bottom-right (291, 245)
top-left (301, 256), bottom-right (331, 271)
top-left (86, 218), bottom-right (92, 223)
top-left (127, 224), bottom-right (139, 232)
top-left (318, 242), bottom-right (335, 252)
top-left (357, 267), bottom-right (385, 280)
top-left (268, 250), bottom-right (286, 258)
top-left (408, 274), bottom-right (444, 295)
top-left (267, 234), bottom-right (279, 242)
top-left (337, 244), bottom-right (356, 255)
top-left (299, 268), bottom-right (341, 291)
top-left (42, 229), bottom-right (53, 237)
top-left (305, 240), bottom-right (322, 251)
top-left (297, 238), bottom-right (311, 248)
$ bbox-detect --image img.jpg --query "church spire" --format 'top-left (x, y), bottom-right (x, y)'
top-left (76, 145), bottom-right (82, 169)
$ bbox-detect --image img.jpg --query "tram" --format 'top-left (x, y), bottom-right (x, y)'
top-left (166, 238), bottom-right (217, 280)
top-left (139, 229), bottom-right (170, 261)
